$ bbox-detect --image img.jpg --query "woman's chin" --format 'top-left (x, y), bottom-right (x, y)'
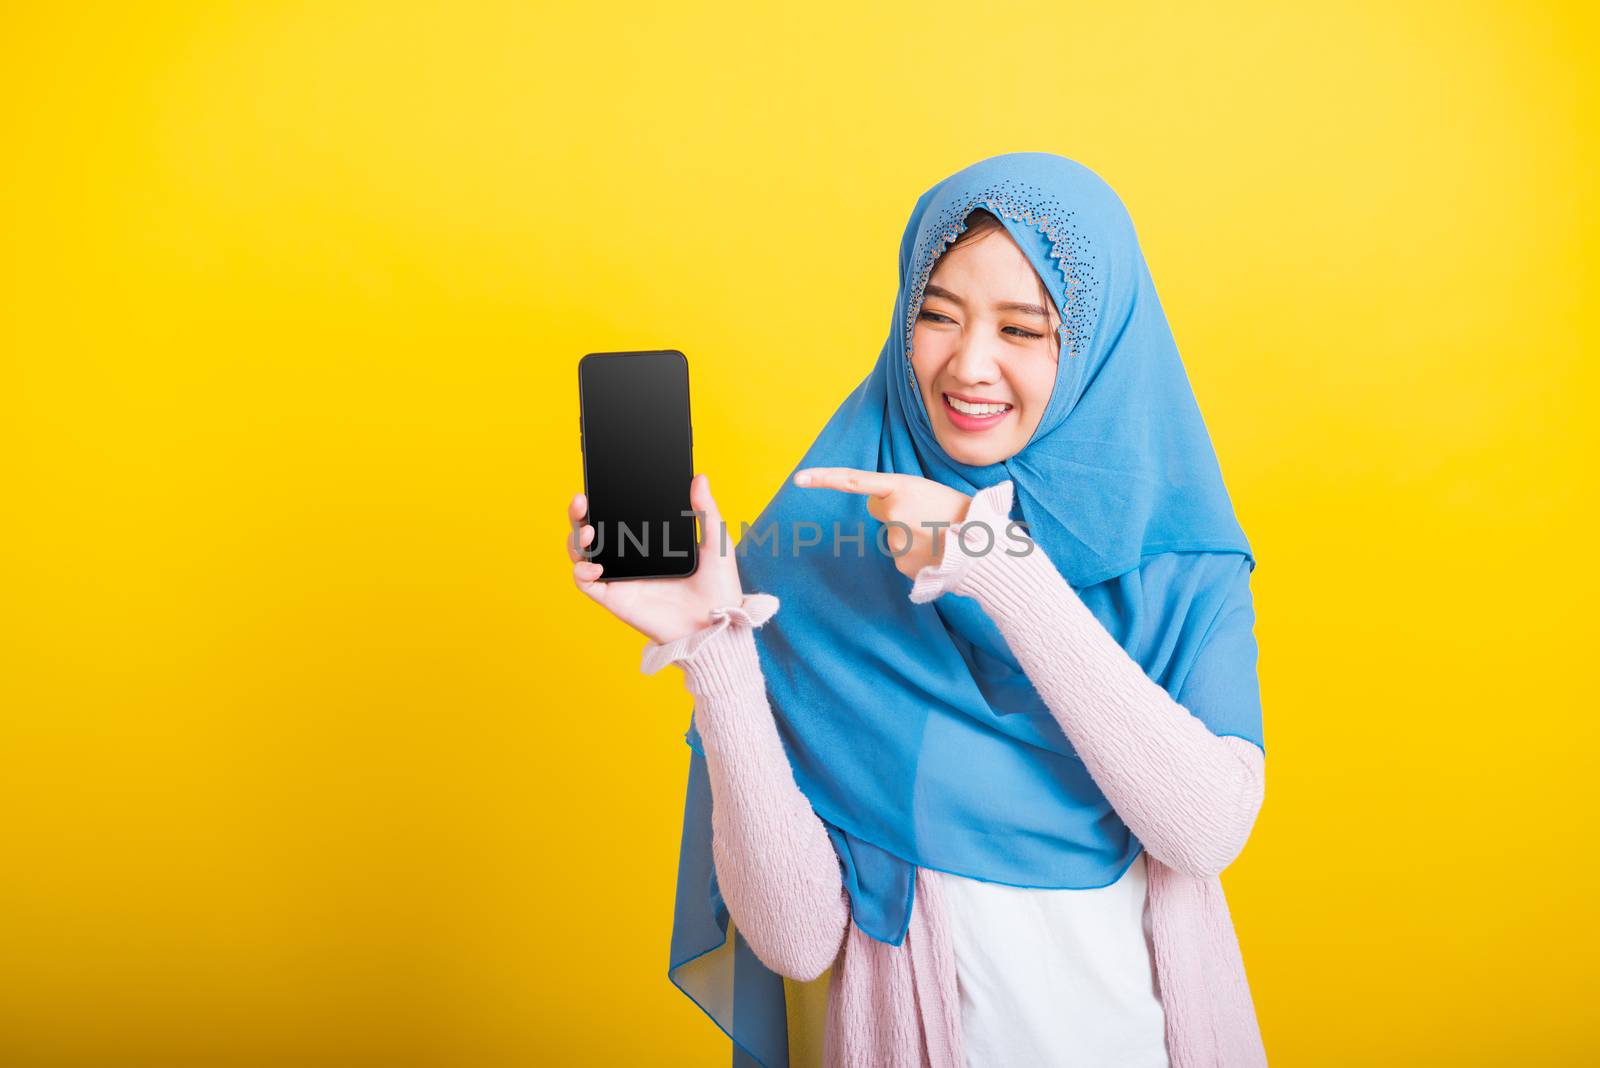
top-left (935, 429), bottom-right (1015, 467)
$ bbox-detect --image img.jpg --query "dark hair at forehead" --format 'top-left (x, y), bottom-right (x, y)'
top-left (937, 207), bottom-right (1062, 349)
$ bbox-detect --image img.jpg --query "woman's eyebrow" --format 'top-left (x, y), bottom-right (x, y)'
top-left (923, 283), bottom-right (1047, 318)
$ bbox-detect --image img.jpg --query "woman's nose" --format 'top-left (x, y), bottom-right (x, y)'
top-left (947, 338), bottom-right (1002, 383)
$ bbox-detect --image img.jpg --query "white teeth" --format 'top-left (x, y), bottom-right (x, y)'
top-left (946, 395), bottom-right (1012, 416)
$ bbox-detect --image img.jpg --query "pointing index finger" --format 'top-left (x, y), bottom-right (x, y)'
top-left (794, 467), bottom-right (898, 497)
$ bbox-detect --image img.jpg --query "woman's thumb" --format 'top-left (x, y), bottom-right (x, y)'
top-left (691, 473), bottom-right (721, 544)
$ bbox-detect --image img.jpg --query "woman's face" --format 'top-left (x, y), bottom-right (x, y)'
top-left (910, 226), bottom-right (1061, 467)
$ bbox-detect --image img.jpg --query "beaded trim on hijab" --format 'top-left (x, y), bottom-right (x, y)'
top-left (902, 178), bottom-right (1101, 391)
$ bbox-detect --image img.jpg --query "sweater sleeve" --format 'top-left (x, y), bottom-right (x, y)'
top-left (909, 482), bottom-right (1266, 879)
top-left (640, 595), bottom-right (850, 981)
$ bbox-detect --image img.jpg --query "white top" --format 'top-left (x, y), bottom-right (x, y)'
top-left (938, 850), bottom-right (1171, 1067)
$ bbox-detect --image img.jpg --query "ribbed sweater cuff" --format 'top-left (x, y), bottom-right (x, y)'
top-left (677, 621), bottom-right (768, 700)
top-left (909, 479), bottom-right (1022, 604)
top-left (954, 523), bottom-right (1084, 619)
top-left (638, 593), bottom-right (778, 700)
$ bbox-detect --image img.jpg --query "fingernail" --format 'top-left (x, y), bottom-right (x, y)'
top-left (795, 472), bottom-right (811, 486)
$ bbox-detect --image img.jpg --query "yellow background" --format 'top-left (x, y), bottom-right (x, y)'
top-left (3, 1), bottom-right (1594, 1064)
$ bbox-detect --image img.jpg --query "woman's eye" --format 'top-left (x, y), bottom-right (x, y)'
top-left (918, 310), bottom-right (1041, 340)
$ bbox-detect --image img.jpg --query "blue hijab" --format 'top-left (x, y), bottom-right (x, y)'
top-left (665, 152), bottom-right (1265, 1067)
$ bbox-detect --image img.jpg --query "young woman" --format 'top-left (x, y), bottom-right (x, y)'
top-left (565, 152), bottom-right (1268, 1068)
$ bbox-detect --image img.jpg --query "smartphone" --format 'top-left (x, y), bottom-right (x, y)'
top-left (577, 349), bottom-right (699, 581)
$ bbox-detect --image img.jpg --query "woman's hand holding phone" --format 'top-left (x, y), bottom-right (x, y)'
top-left (567, 473), bottom-right (744, 645)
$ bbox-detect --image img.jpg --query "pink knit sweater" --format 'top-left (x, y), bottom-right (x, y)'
top-left (640, 480), bottom-right (1269, 1067)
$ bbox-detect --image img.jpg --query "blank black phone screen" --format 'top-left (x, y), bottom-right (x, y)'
top-left (577, 350), bottom-right (698, 581)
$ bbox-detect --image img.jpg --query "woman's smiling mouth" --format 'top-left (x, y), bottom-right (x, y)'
top-left (942, 391), bottom-right (1013, 432)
